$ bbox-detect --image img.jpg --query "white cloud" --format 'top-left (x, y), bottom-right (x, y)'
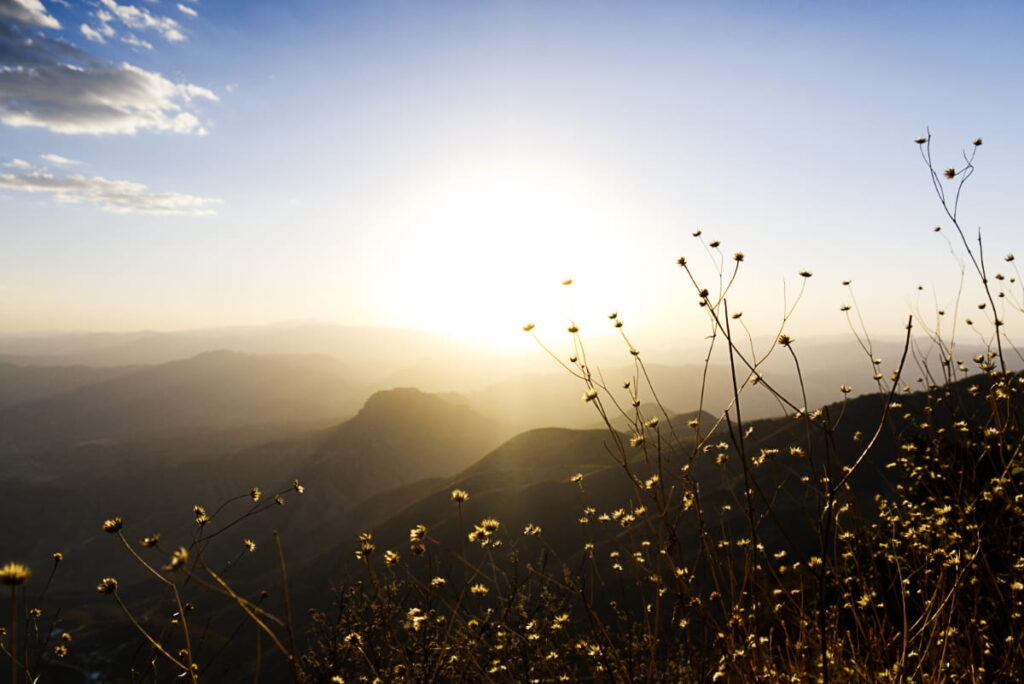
top-left (0, 0), bottom-right (60, 29)
top-left (40, 153), bottom-right (80, 165)
top-left (80, 23), bottom-right (106, 43)
top-left (177, 3), bottom-right (196, 18)
top-left (4, 158), bottom-right (30, 169)
top-left (99, 0), bottom-right (185, 43)
top-left (0, 168), bottom-right (221, 215)
top-left (0, 23), bottom-right (217, 135)
top-left (120, 33), bottom-right (153, 50)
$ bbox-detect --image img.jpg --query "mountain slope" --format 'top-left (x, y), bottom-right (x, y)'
top-left (0, 351), bottom-right (358, 452)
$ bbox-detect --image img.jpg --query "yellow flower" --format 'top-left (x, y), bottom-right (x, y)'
top-left (450, 489), bottom-right (470, 503)
top-left (101, 517), bottom-right (123, 534)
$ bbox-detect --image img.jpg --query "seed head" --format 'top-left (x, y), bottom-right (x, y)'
top-left (733, 252), bottom-right (744, 262)
top-left (973, 137), bottom-right (982, 146)
top-left (162, 547), bottom-right (188, 572)
top-left (96, 577), bottom-right (118, 595)
top-left (0, 563), bottom-right (31, 586)
top-left (778, 334), bottom-right (794, 347)
top-left (944, 168), bottom-right (956, 179)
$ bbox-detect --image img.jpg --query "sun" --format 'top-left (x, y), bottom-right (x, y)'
top-left (382, 169), bottom-right (631, 349)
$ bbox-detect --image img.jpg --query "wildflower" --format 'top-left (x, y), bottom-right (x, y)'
top-left (140, 534), bottom-right (160, 548)
top-left (562, 279), bottom-right (573, 286)
top-left (629, 433), bottom-right (645, 448)
top-left (522, 323), bottom-right (535, 332)
top-left (383, 550), bottom-right (399, 566)
top-left (163, 547), bottom-right (188, 572)
top-left (733, 252), bottom-right (744, 262)
top-left (778, 334), bottom-right (794, 347)
top-left (567, 324), bottom-right (579, 334)
top-left (430, 577), bottom-right (446, 588)
top-left (52, 553), bottom-right (63, 563)
top-left (944, 168), bottom-right (956, 179)
top-left (973, 137), bottom-right (983, 146)
top-left (193, 505), bottom-right (209, 526)
top-left (709, 240), bottom-right (720, 248)
top-left (524, 524), bottom-right (542, 536)
top-left (60, 632), bottom-right (72, 642)
top-left (243, 539), bottom-right (256, 552)
top-left (28, 607), bottom-right (41, 618)
top-left (840, 385), bottom-right (853, 394)
top-left (1007, 254), bottom-right (1016, 262)
top-left (915, 137), bottom-right (927, 144)
top-left (407, 607), bottom-right (428, 631)
top-left (480, 518), bottom-right (500, 533)
top-left (676, 256), bottom-right (687, 266)
top-left (799, 270), bottom-right (812, 278)
top-left (570, 473), bottom-right (583, 484)
top-left (101, 517), bottom-right (123, 534)
top-left (0, 563), bottom-right (30, 586)
top-left (96, 577), bottom-right (118, 594)
top-left (355, 534), bottom-right (375, 560)
top-left (731, 311), bottom-right (742, 319)
top-left (250, 487), bottom-right (261, 502)
top-left (470, 583), bottom-right (489, 595)
top-left (608, 312), bottom-right (617, 319)
top-left (53, 645), bottom-right (68, 658)
top-left (692, 229), bottom-right (702, 237)
top-left (409, 525), bottom-right (427, 542)
top-left (274, 495), bottom-right (285, 506)
top-left (410, 543), bottom-right (426, 555)
top-left (582, 388), bottom-right (599, 402)
top-left (840, 305), bottom-right (850, 311)
top-left (292, 479), bottom-right (305, 494)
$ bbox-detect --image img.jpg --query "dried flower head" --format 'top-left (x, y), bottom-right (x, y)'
top-left (162, 547), bottom-right (188, 572)
top-left (522, 323), bottom-right (535, 332)
top-left (96, 577), bottom-right (118, 594)
top-left (915, 137), bottom-right (927, 144)
top-left (101, 517), bottom-right (123, 534)
top-left (944, 168), bottom-right (956, 179)
top-left (451, 489), bottom-right (470, 503)
top-left (0, 563), bottom-right (31, 586)
top-left (139, 534), bottom-right (160, 548)
top-left (778, 334), bottom-right (794, 347)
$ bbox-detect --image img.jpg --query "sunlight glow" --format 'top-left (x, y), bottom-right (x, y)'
top-left (384, 170), bottom-right (633, 348)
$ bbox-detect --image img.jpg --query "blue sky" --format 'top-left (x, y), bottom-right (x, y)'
top-left (1, 0), bottom-right (1022, 349)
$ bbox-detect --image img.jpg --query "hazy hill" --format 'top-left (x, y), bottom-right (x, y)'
top-left (0, 362), bottom-right (137, 409)
top-left (0, 350), bottom-right (359, 453)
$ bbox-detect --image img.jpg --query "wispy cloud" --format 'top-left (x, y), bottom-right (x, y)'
top-left (0, 0), bottom-right (60, 29)
top-left (120, 33), bottom-right (152, 50)
top-left (80, 23), bottom-right (106, 43)
top-left (3, 158), bottom-right (30, 169)
top-left (40, 153), bottom-right (80, 165)
top-left (0, 20), bottom-right (217, 135)
top-left (0, 164), bottom-right (220, 215)
top-left (98, 0), bottom-right (185, 43)
top-left (177, 4), bottom-right (197, 18)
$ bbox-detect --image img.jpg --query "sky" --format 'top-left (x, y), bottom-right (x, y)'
top-left (1, 0), bottom-right (1023, 352)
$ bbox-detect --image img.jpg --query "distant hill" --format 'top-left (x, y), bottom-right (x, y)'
top-left (0, 350), bottom-right (359, 452)
top-left (0, 362), bottom-right (137, 409)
